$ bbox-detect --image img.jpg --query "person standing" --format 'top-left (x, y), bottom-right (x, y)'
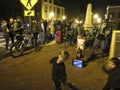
top-left (7, 17), bottom-right (14, 44)
top-left (90, 21), bottom-right (107, 58)
top-left (14, 16), bottom-right (24, 42)
top-left (38, 19), bottom-right (45, 46)
top-left (48, 21), bottom-right (55, 40)
top-left (31, 18), bottom-right (39, 51)
top-left (50, 50), bottom-right (69, 90)
top-left (1, 20), bottom-right (10, 50)
top-left (103, 57), bottom-right (120, 90)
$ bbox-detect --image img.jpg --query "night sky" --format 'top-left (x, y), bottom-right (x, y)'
top-left (60, 0), bottom-right (120, 17)
top-left (0, 0), bottom-right (120, 19)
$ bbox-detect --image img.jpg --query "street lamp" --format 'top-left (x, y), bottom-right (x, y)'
top-left (63, 15), bottom-right (66, 20)
top-left (93, 14), bottom-right (98, 19)
top-left (49, 12), bottom-right (54, 19)
top-left (97, 17), bottom-right (102, 23)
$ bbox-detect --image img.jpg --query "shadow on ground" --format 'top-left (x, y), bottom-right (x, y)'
top-left (0, 51), bottom-right (10, 60)
top-left (65, 83), bottom-right (81, 90)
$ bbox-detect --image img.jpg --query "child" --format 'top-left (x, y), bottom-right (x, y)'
top-left (50, 50), bottom-right (69, 90)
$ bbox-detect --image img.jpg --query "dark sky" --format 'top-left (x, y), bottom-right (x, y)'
top-left (61, 0), bottom-right (120, 17)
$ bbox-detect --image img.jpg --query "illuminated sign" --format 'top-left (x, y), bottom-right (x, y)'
top-left (20, 0), bottom-right (38, 10)
top-left (24, 10), bottom-right (35, 16)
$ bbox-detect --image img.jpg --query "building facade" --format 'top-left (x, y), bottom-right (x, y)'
top-left (106, 5), bottom-right (120, 29)
top-left (41, 0), bottom-right (65, 20)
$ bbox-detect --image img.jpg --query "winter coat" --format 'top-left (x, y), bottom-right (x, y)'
top-left (103, 67), bottom-right (120, 90)
top-left (50, 57), bottom-right (67, 82)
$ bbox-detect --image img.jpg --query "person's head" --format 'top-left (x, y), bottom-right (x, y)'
top-left (32, 18), bottom-right (36, 23)
top-left (16, 16), bottom-right (22, 22)
top-left (108, 57), bottom-right (120, 70)
top-left (2, 20), bottom-right (7, 26)
top-left (59, 50), bottom-right (69, 61)
top-left (9, 17), bottom-right (14, 23)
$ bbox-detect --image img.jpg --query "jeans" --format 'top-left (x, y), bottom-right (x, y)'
top-left (91, 38), bottom-right (105, 57)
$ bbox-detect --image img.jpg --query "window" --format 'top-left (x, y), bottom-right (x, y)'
top-left (49, 6), bottom-right (52, 12)
top-left (44, 5), bottom-right (47, 13)
top-left (57, 8), bottom-right (60, 14)
top-left (110, 12), bottom-right (115, 19)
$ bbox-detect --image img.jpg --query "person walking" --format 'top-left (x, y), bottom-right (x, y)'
top-left (103, 57), bottom-right (120, 90)
top-left (50, 50), bottom-right (69, 90)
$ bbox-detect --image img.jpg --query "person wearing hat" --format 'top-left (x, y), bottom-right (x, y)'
top-left (103, 57), bottom-right (120, 90)
top-left (50, 50), bottom-right (69, 90)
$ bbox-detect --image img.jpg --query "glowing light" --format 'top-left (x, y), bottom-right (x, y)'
top-left (97, 17), bottom-right (102, 23)
top-left (63, 15), bottom-right (66, 20)
top-left (49, 12), bottom-right (54, 18)
top-left (93, 14), bottom-right (98, 19)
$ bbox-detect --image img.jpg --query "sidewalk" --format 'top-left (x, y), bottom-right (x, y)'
top-left (0, 47), bottom-right (10, 59)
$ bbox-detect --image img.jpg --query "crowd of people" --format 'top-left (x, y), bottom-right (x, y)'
top-left (0, 16), bottom-right (83, 51)
top-left (0, 15), bottom-right (114, 58)
top-left (0, 16), bottom-right (113, 58)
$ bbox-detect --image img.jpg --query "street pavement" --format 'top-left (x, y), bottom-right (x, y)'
top-left (0, 39), bottom-right (57, 59)
top-left (0, 41), bottom-right (109, 90)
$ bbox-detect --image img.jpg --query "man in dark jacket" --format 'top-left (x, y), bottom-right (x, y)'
top-left (14, 16), bottom-right (24, 42)
top-left (103, 57), bottom-right (120, 90)
top-left (7, 17), bottom-right (15, 44)
top-left (1, 20), bottom-right (9, 50)
top-left (50, 50), bottom-right (69, 90)
top-left (31, 19), bottom-right (39, 51)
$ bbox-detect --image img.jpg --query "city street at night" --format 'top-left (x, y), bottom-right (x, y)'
top-left (0, 0), bottom-right (120, 90)
top-left (0, 42), bottom-right (108, 90)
